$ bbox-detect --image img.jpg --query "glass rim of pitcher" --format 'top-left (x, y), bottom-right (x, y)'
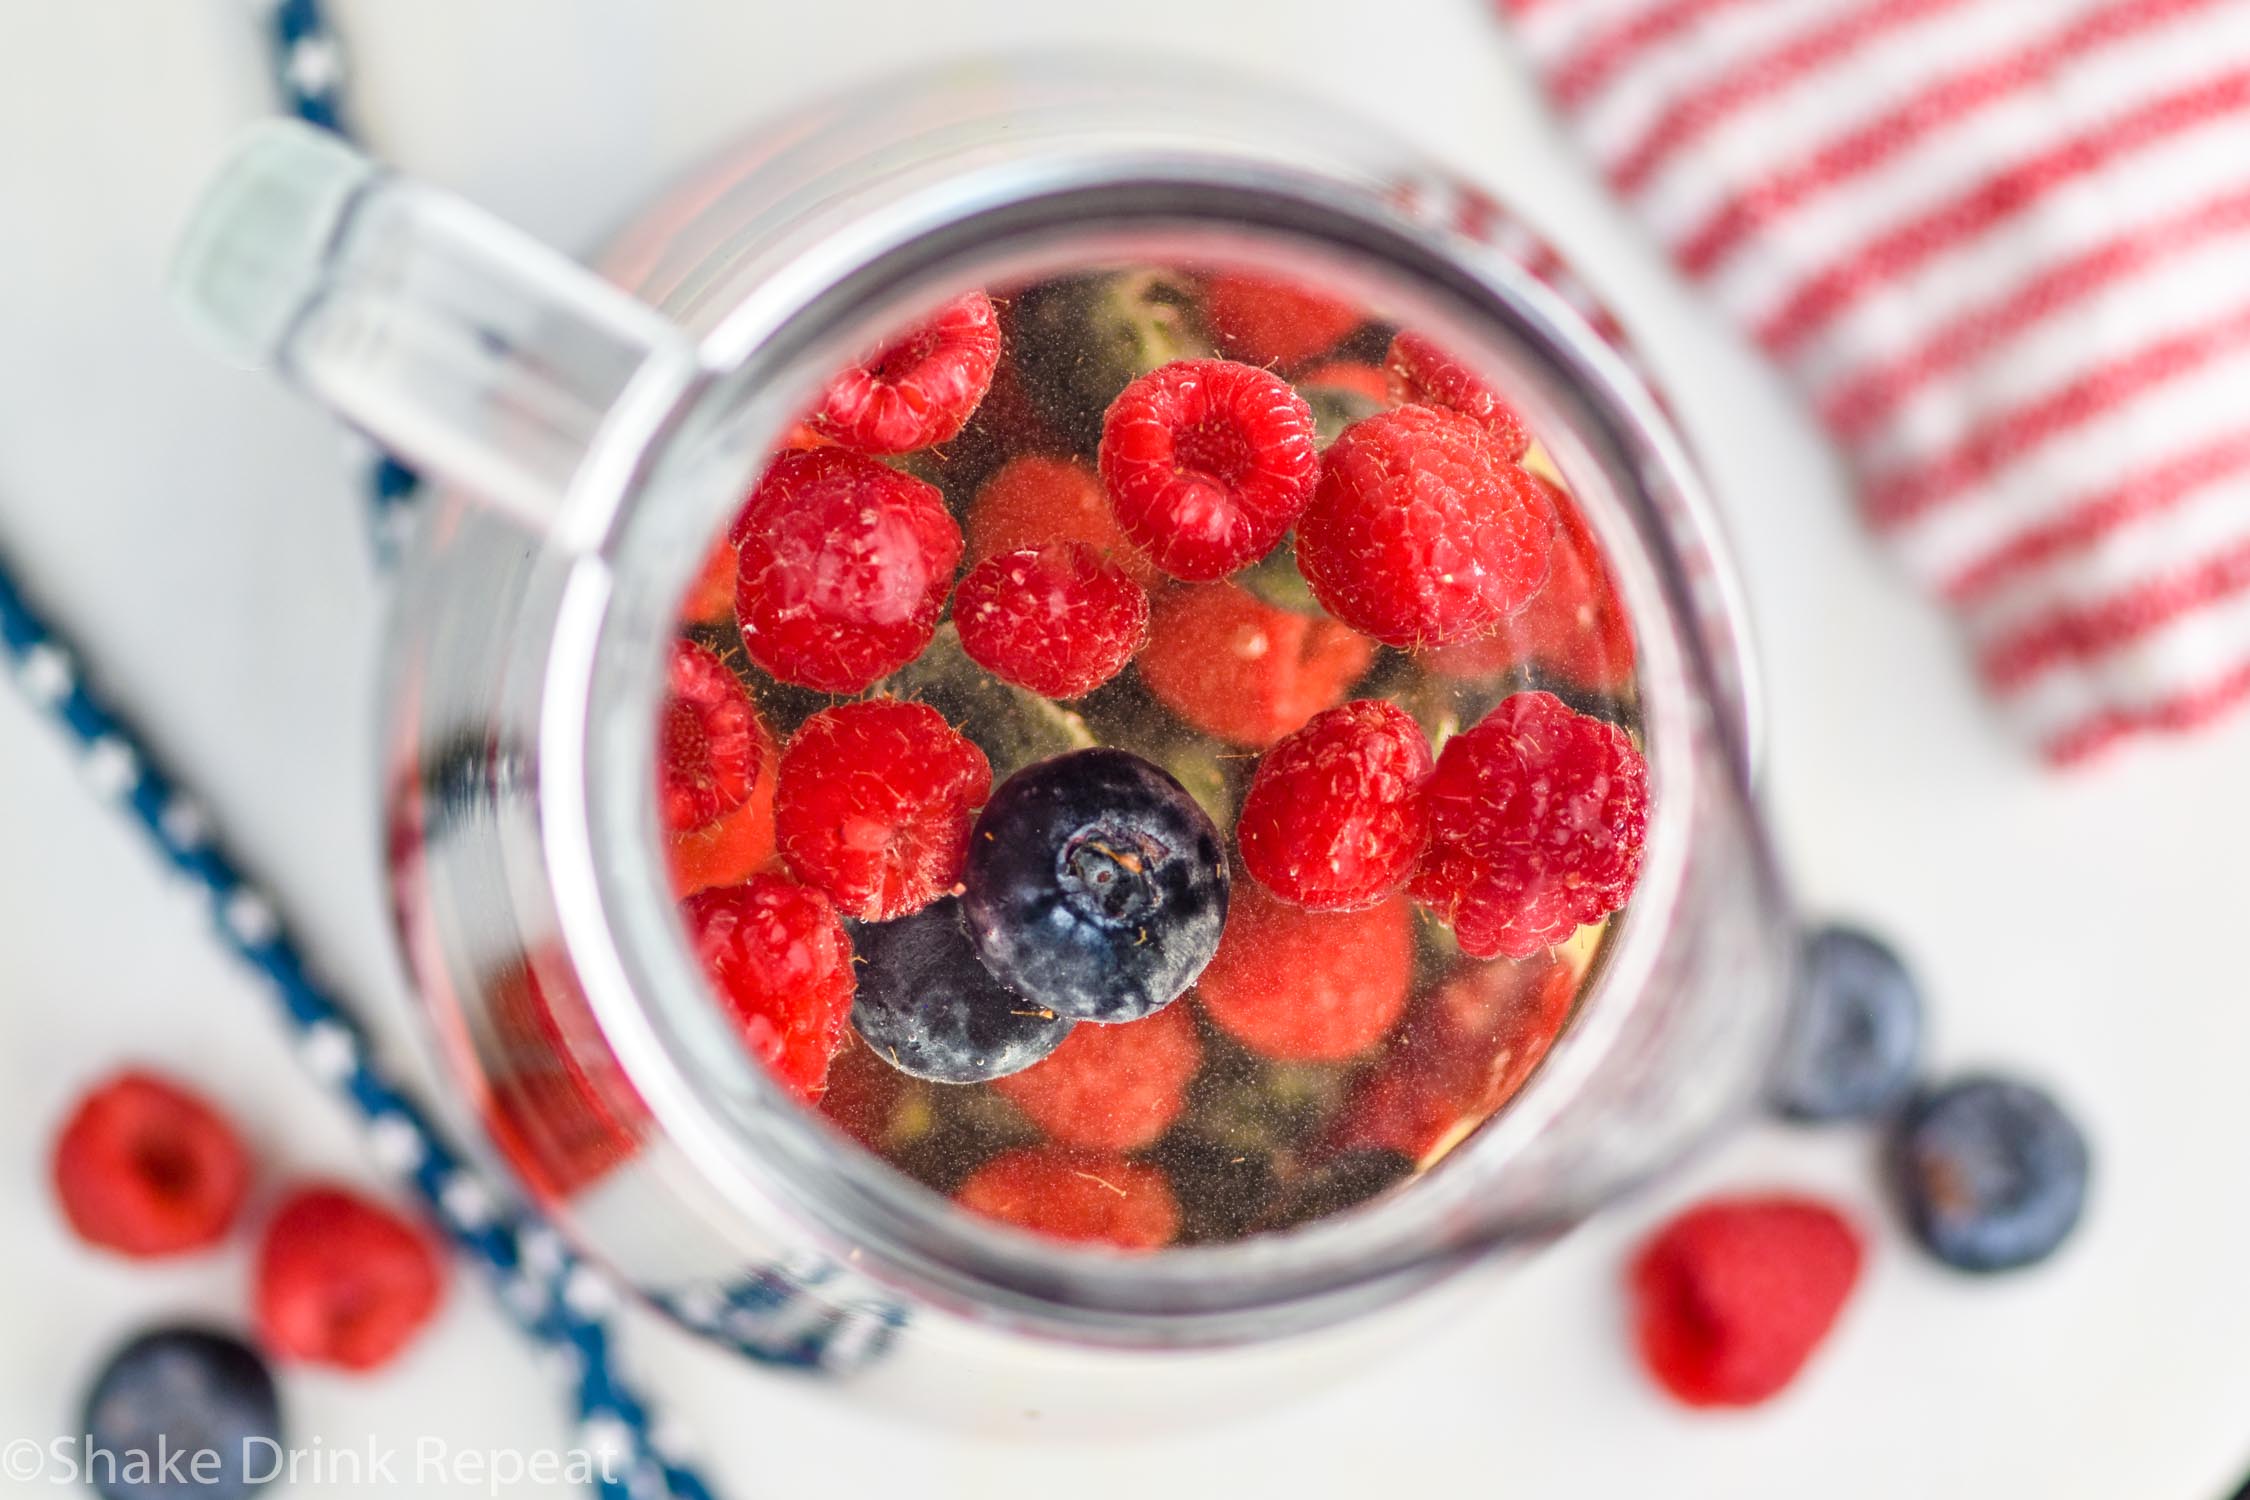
top-left (536, 143), bottom-right (1772, 1343)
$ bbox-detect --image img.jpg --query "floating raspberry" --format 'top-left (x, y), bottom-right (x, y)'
top-left (659, 639), bottom-right (761, 834)
top-left (1628, 1195), bottom-right (1864, 1408)
top-left (1195, 885), bottom-right (1413, 1062)
top-left (1427, 478), bottom-right (1635, 692)
top-left (816, 1032), bottom-right (911, 1152)
top-left (1203, 272), bottom-right (1363, 366)
top-left (966, 453), bottom-right (1158, 587)
top-left (682, 874), bottom-right (856, 1102)
top-left (1298, 361), bottom-right (1392, 406)
top-left (733, 449), bottom-right (962, 693)
top-left (667, 707), bottom-right (781, 896)
top-left (955, 543), bottom-right (1151, 700)
top-left (993, 1002), bottom-right (1202, 1152)
top-left (806, 290), bottom-right (1001, 454)
top-left (1238, 699), bottom-right (1433, 912)
top-left (680, 535), bottom-right (740, 624)
top-left (51, 1071), bottom-right (251, 1258)
top-left (254, 1185), bottom-right (446, 1372)
top-left (1098, 359), bottom-right (1319, 581)
top-left (1411, 692), bottom-right (1650, 958)
top-left (1385, 330), bottom-right (1530, 458)
top-left (1521, 480), bottom-right (1635, 692)
top-left (1136, 582), bottom-right (1375, 748)
top-left (954, 1148), bottom-right (1179, 1250)
top-left (1330, 952), bottom-right (1577, 1162)
top-left (1411, 624), bottom-right (1518, 685)
top-left (775, 699), bottom-right (992, 920)
top-left (1297, 404), bottom-right (1553, 648)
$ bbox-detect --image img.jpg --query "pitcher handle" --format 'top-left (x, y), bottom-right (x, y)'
top-left (172, 121), bottom-right (699, 549)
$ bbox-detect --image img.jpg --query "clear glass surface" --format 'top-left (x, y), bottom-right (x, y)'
top-left (172, 59), bottom-right (1793, 1406)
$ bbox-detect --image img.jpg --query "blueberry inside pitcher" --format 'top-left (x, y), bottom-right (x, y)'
top-left (656, 266), bottom-right (1646, 1250)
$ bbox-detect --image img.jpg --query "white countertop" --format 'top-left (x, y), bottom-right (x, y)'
top-left (4, 2), bottom-right (2247, 1496)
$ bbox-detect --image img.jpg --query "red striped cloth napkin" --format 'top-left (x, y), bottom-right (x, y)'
top-left (1497, 0), bottom-right (2250, 762)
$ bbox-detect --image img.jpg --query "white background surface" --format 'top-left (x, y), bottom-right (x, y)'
top-left (4, 3), bottom-right (2248, 1497)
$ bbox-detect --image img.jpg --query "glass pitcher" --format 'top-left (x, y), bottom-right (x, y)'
top-left (170, 57), bottom-right (1791, 1419)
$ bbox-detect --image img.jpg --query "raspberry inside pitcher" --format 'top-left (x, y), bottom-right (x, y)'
top-left (653, 265), bottom-right (1646, 1250)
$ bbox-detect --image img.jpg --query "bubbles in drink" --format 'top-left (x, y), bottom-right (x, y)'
top-left (656, 264), bottom-right (1646, 1250)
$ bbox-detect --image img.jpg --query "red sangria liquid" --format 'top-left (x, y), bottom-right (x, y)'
top-left (657, 264), bottom-right (1646, 1251)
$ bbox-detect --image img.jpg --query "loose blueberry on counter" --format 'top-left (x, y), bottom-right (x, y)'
top-left (80, 1326), bottom-right (281, 1500)
top-left (1890, 1073), bottom-right (2090, 1272)
top-left (961, 748), bottom-right (1228, 1024)
top-left (1769, 925), bottom-right (1925, 1122)
top-left (851, 898), bottom-right (1074, 1084)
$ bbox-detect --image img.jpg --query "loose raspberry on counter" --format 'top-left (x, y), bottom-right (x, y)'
top-left (733, 448), bottom-right (962, 693)
top-left (51, 1071), bottom-right (251, 1258)
top-left (955, 543), bottom-right (1151, 700)
top-left (1329, 951), bottom-right (1577, 1163)
top-left (659, 639), bottom-right (761, 834)
top-left (774, 699), bottom-right (992, 921)
top-left (1136, 582), bottom-right (1375, 748)
top-left (1628, 1195), bottom-right (1864, 1408)
top-left (1384, 330), bottom-right (1530, 458)
top-left (1425, 478), bottom-right (1636, 694)
top-left (1238, 699), bottom-right (1433, 912)
top-left (954, 1148), bottom-right (1180, 1250)
top-left (1194, 885), bottom-right (1414, 1063)
top-left (1412, 692), bottom-right (1649, 958)
top-left (966, 453), bottom-right (1159, 588)
top-left (806, 290), bottom-right (1002, 455)
top-left (682, 874), bottom-right (856, 1102)
top-left (1098, 359), bottom-right (1319, 581)
top-left (1297, 404), bottom-right (1553, 648)
top-left (1202, 273), bottom-right (1363, 367)
top-left (667, 706), bottom-right (781, 896)
top-left (993, 1002), bottom-right (1203, 1153)
top-left (254, 1185), bottom-right (446, 1372)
